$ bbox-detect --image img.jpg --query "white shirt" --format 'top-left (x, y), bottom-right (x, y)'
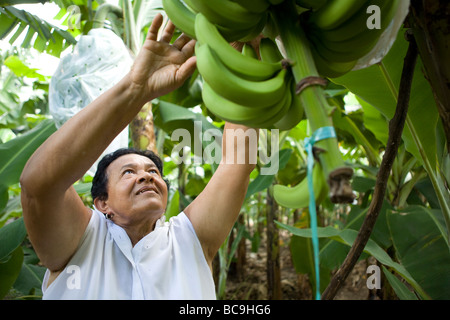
top-left (41, 208), bottom-right (216, 300)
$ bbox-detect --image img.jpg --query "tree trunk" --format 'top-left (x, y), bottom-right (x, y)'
top-left (409, 0), bottom-right (450, 151)
top-left (266, 188), bottom-right (282, 300)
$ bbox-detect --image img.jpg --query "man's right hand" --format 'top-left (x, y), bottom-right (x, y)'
top-left (129, 13), bottom-right (197, 102)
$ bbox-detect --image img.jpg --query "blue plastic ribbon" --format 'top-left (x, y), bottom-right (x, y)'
top-left (304, 126), bottom-right (336, 300)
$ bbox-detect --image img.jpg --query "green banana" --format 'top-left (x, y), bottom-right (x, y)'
top-left (217, 24), bottom-right (257, 42)
top-left (309, 28), bottom-right (382, 63)
top-left (252, 78), bottom-right (293, 128)
top-left (181, 0), bottom-right (199, 12)
top-left (242, 43), bottom-right (259, 59)
top-left (195, 42), bottom-right (288, 108)
top-left (216, 12), bottom-right (268, 42)
top-left (202, 81), bottom-right (290, 128)
top-left (189, 0), bottom-right (262, 30)
top-left (259, 37), bottom-right (284, 62)
top-left (201, 82), bottom-right (266, 125)
top-left (231, 0), bottom-right (270, 14)
top-left (315, 0), bottom-right (392, 42)
top-left (295, 0), bottom-right (328, 11)
top-left (162, 0), bottom-right (196, 39)
top-left (308, 0), bottom-right (369, 30)
top-left (321, 0), bottom-right (399, 50)
top-left (308, 0), bottom-right (400, 63)
top-left (195, 13), bottom-right (282, 81)
top-left (274, 162), bottom-right (327, 209)
top-left (237, 12), bottom-right (268, 42)
top-left (273, 79), bottom-right (305, 130)
top-left (262, 11), bottom-right (279, 40)
top-left (310, 45), bottom-right (357, 78)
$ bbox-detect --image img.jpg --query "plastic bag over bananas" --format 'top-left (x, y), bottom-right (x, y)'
top-left (49, 28), bottom-right (131, 176)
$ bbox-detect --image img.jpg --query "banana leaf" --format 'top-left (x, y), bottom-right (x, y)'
top-left (356, 97), bottom-right (389, 147)
top-left (245, 148), bottom-right (292, 199)
top-left (382, 265), bottom-right (418, 300)
top-left (3, 55), bottom-right (47, 81)
top-left (13, 261), bottom-right (46, 298)
top-left (0, 0), bottom-right (49, 5)
top-left (0, 6), bottom-right (76, 58)
top-left (0, 246), bottom-right (24, 299)
top-left (0, 119), bottom-right (56, 212)
top-left (154, 99), bottom-right (219, 142)
top-left (0, 217), bottom-right (26, 263)
top-left (387, 206), bottom-right (450, 299)
top-left (165, 189), bottom-right (180, 221)
top-left (0, 217), bottom-right (27, 299)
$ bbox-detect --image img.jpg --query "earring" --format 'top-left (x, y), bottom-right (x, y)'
top-left (105, 213), bottom-right (114, 220)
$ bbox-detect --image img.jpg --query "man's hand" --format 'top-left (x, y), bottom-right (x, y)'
top-left (129, 13), bottom-right (197, 101)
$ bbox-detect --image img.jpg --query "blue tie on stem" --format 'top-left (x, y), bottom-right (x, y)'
top-left (303, 126), bottom-right (337, 300)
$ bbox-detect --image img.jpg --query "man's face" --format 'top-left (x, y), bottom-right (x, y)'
top-left (97, 153), bottom-right (168, 226)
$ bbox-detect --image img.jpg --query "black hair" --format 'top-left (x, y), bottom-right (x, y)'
top-left (91, 148), bottom-right (169, 201)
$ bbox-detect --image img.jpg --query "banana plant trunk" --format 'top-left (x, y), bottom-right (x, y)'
top-left (272, 1), bottom-right (354, 204)
top-left (409, 0), bottom-right (450, 152)
top-left (130, 102), bottom-right (158, 153)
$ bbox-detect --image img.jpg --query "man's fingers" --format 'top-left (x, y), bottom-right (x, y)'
top-left (176, 56), bottom-right (197, 83)
top-left (173, 34), bottom-right (194, 50)
top-left (160, 20), bottom-right (176, 43)
top-left (180, 38), bottom-right (196, 58)
top-left (147, 13), bottom-right (164, 41)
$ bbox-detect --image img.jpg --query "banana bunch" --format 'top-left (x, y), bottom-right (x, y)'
top-left (163, 0), bottom-right (276, 42)
top-left (273, 162), bottom-right (328, 209)
top-left (195, 13), bottom-right (303, 130)
top-left (300, 0), bottom-right (401, 78)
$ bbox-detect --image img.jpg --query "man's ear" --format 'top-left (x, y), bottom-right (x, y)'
top-left (94, 197), bottom-right (108, 214)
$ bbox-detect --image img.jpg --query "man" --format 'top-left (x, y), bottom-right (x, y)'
top-left (20, 14), bottom-right (257, 299)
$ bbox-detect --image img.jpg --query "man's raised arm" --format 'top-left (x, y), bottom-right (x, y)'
top-left (185, 122), bottom-right (259, 267)
top-left (20, 15), bottom-right (196, 272)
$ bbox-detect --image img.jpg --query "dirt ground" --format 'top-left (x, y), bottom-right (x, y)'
top-left (223, 228), bottom-right (373, 300)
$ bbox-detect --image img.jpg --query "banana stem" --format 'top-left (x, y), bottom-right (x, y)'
top-left (122, 0), bottom-right (140, 55)
top-left (92, 3), bottom-right (123, 29)
top-left (272, 0), bottom-right (354, 203)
